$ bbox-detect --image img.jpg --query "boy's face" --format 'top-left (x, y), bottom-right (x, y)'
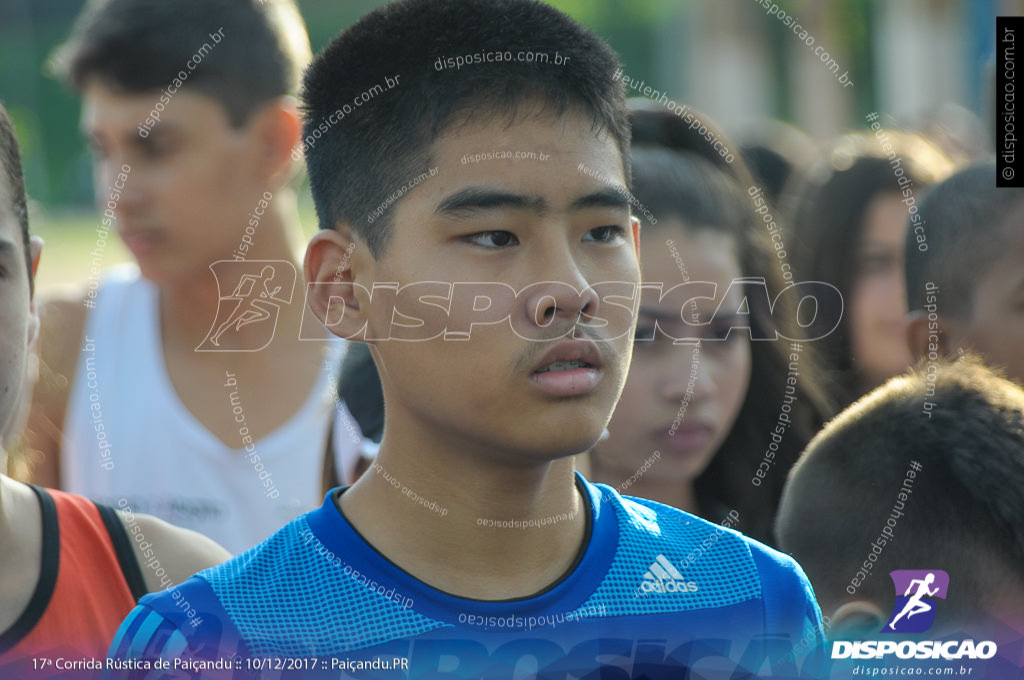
top-left (356, 106), bottom-right (640, 463)
top-left (81, 82), bottom-right (273, 285)
top-left (0, 175), bottom-right (36, 440)
top-left (953, 223), bottom-right (1024, 384)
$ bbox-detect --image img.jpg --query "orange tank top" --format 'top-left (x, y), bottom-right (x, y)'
top-left (0, 486), bottom-right (146, 676)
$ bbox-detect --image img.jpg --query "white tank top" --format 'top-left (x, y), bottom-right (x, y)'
top-left (63, 265), bottom-right (345, 553)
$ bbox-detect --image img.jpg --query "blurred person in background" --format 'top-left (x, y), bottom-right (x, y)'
top-left (589, 104), bottom-right (833, 546)
top-left (0, 100), bottom-right (228, 676)
top-left (23, 0), bottom-right (344, 553)
top-left (785, 131), bottom-right (955, 408)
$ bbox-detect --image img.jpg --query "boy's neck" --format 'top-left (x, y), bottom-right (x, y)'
top-left (339, 425), bottom-right (588, 601)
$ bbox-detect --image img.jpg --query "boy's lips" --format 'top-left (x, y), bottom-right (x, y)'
top-left (528, 339), bottom-right (604, 397)
top-left (119, 228), bottom-right (164, 256)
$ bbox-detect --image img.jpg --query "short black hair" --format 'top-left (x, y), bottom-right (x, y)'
top-left (785, 131), bottom-right (953, 406)
top-left (301, 0), bottom-right (630, 257)
top-left (56, 0), bottom-right (310, 127)
top-left (0, 102), bottom-right (32, 293)
top-left (905, 161), bottom-right (1024, 319)
top-left (777, 357), bottom-right (1024, 620)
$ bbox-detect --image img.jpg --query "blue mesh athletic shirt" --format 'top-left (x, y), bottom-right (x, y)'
top-left (107, 475), bottom-right (827, 679)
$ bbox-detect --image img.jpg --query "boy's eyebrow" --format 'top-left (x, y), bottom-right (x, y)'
top-left (82, 122), bottom-right (181, 145)
top-left (569, 187), bottom-right (631, 212)
top-left (435, 186), bottom-right (631, 218)
top-left (435, 187), bottom-right (545, 217)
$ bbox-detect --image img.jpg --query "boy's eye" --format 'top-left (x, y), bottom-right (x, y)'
top-left (583, 225), bottom-right (626, 243)
top-left (142, 139), bottom-right (176, 160)
top-left (464, 230), bottom-right (519, 248)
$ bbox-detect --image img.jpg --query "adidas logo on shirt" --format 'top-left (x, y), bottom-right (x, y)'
top-left (640, 554), bottom-right (699, 594)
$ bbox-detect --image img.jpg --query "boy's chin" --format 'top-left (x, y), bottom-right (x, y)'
top-left (513, 427), bottom-right (607, 462)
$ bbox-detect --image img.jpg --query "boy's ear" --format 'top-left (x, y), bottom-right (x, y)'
top-left (828, 601), bottom-right (889, 640)
top-left (27, 236), bottom-right (43, 345)
top-left (250, 96), bottom-right (302, 187)
top-left (30, 235), bottom-right (42, 281)
top-left (303, 225), bottom-right (369, 341)
top-left (630, 215), bottom-right (641, 259)
top-left (906, 310), bottom-right (958, 363)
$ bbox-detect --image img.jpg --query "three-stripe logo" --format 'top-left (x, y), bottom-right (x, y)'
top-left (640, 555), bottom-right (699, 594)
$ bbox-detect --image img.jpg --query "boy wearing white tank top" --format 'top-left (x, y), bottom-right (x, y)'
top-left (24, 0), bottom-right (348, 553)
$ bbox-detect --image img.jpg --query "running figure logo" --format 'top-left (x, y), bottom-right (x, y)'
top-left (197, 261), bottom-right (296, 351)
top-left (884, 569), bottom-right (949, 634)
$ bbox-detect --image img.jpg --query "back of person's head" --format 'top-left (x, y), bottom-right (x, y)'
top-left (904, 162), bottom-right (1024, 384)
top-left (57, 0), bottom-right (311, 127)
top-left (905, 161), bottom-right (1024, 319)
top-left (907, 159), bottom-right (1024, 308)
top-left (301, 0), bottom-right (629, 258)
top-left (785, 131), bottom-right (955, 405)
top-left (622, 104), bottom-right (832, 543)
top-left (777, 357), bottom-right (1024, 636)
top-left (905, 161), bottom-right (1024, 311)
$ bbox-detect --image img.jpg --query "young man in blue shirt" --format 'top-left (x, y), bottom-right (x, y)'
top-left (109, 0), bottom-right (826, 676)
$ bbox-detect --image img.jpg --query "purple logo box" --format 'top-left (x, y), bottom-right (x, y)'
top-left (883, 569), bottom-right (949, 634)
